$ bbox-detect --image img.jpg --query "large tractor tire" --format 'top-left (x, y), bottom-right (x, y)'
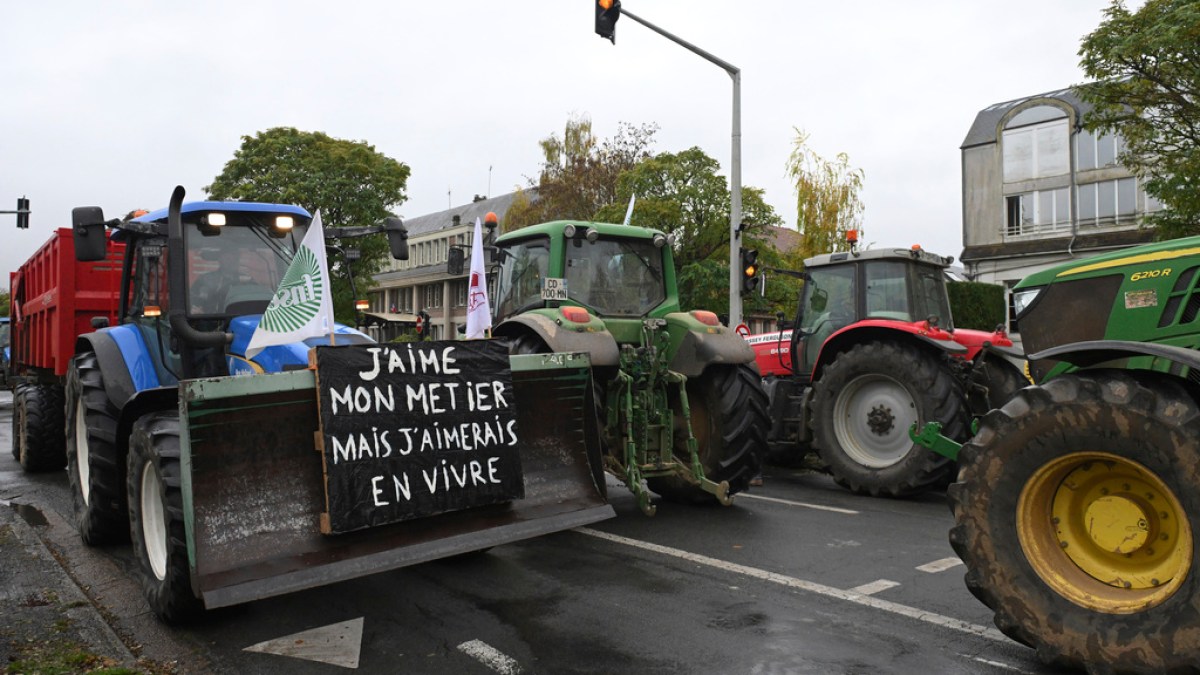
top-left (966, 354), bottom-right (1027, 418)
top-left (648, 364), bottom-right (767, 504)
top-left (127, 412), bottom-right (203, 623)
top-left (13, 382), bottom-right (67, 472)
top-left (66, 353), bottom-right (129, 545)
top-left (949, 370), bottom-right (1199, 673)
top-left (812, 340), bottom-right (965, 497)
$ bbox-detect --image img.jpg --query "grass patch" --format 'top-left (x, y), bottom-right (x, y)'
top-left (3, 638), bottom-right (137, 674)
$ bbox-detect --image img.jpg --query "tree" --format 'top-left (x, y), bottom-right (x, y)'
top-left (504, 116), bottom-right (657, 230)
top-left (1078, 0), bottom-right (1200, 239)
top-left (785, 129), bottom-right (865, 259)
top-left (592, 147), bottom-right (785, 313)
top-left (206, 127), bottom-right (411, 323)
top-left (0, 288), bottom-right (9, 317)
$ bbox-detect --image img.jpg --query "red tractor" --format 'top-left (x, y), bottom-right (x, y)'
top-left (752, 242), bottom-right (1024, 496)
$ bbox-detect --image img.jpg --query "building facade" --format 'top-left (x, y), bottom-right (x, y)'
top-left (366, 192), bottom-right (525, 341)
top-left (960, 87), bottom-right (1162, 331)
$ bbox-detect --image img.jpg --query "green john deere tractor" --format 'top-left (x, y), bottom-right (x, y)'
top-left (479, 220), bottom-right (767, 515)
top-left (915, 236), bottom-right (1200, 672)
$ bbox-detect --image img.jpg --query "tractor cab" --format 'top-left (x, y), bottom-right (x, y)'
top-left (492, 221), bottom-right (674, 322)
top-left (792, 246), bottom-right (954, 382)
top-left (112, 202), bottom-right (323, 380)
top-left (71, 191), bottom-right (391, 382)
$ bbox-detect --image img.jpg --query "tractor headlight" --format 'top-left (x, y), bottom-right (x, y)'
top-left (1012, 286), bottom-right (1044, 318)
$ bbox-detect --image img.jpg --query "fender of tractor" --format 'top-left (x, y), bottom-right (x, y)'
top-left (493, 309), bottom-right (620, 367)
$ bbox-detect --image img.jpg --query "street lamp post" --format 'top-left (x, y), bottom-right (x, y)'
top-left (600, 4), bottom-right (744, 327)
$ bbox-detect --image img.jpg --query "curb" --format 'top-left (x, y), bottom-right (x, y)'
top-left (1, 499), bottom-right (137, 668)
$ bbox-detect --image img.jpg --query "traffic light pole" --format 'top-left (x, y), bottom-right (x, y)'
top-left (615, 8), bottom-right (743, 327)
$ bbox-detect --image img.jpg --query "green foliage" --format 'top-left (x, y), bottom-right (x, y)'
top-left (0, 288), bottom-right (9, 317)
top-left (504, 116), bottom-right (657, 231)
top-left (1078, 0), bottom-right (1200, 238)
top-left (948, 281), bottom-right (1006, 331)
top-left (592, 146), bottom-right (783, 312)
top-left (786, 129), bottom-right (865, 259)
top-left (206, 127), bottom-right (411, 323)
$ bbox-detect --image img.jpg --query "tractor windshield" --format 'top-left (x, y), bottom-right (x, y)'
top-left (861, 260), bottom-right (954, 329)
top-left (493, 236), bottom-right (550, 321)
top-left (185, 221), bottom-right (310, 316)
top-left (565, 237), bottom-right (665, 317)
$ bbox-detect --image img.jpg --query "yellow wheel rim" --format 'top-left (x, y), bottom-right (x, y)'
top-left (1017, 452), bottom-right (1192, 613)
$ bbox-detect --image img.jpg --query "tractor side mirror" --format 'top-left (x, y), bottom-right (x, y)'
top-left (72, 207), bottom-right (108, 262)
top-left (447, 247), bottom-right (465, 275)
top-left (384, 217), bottom-right (409, 260)
top-left (810, 289), bottom-right (828, 313)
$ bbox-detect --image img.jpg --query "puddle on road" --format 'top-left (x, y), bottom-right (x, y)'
top-left (5, 500), bottom-right (49, 527)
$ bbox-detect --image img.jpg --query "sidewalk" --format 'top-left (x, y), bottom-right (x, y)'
top-left (0, 499), bottom-right (138, 673)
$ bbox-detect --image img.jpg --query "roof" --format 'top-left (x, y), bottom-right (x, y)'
top-left (961, 86), bottom-right (1091, 149)
top-left (761, 225), bottom-right (800, 252)
top-left (131, 200), bottom-right (311, 223)
top-left (806, 246), bottom-right (953, 269)
top-left (402, 190), bottom-right (534, 238)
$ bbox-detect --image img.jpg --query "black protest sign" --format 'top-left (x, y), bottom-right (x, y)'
top-left (314, 340), bottom-right (524, 534)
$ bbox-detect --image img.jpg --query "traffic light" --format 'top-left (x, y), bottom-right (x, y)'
top-left (16, 197), bottom-right (29, 229)
top-left (595, 0), bottom-right (620, 43)
top-left (740, 248), bottom-right (759, 294)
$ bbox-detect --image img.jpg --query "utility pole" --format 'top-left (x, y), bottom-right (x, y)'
top-left (595, 1), bottom-right (744, 326)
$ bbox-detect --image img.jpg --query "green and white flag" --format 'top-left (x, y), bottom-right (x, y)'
top-left (246, 211), bottom-right (335, 359)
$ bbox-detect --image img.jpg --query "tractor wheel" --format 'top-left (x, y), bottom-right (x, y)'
top-left (648, 364), bottom-right (767, 504)
top-left (966, 355), bottom-right (1027, 418)
top-left (950, 370), bottom-right (1199, 673)
top-left (127, 412), bottom-right (203, 623)
top-left (14, 382), bottom-right (67, 472)
top-left (66, 352), bottom-right (129, 545)
top-left (812, 340), bottom-right (964, 497)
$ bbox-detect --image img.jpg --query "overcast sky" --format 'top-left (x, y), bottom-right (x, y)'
top-left (1, 1), bottom-right (1117, 283)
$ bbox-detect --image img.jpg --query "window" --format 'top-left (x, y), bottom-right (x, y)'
top-left (1077, 129), bottom-right (1122, 171)
top-left (453, 279), bottom-right (468, 307)
top-left (1078, 177), bottom-right (1138, 227)
top-left (1003, 116), bottom-right (1069, 182)
top-left (1005, 188), bottom-right (1068, 236)
top-left (422, 283), bottom-right (442, 309)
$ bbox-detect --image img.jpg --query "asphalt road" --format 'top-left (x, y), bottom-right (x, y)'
top-left (0, 392), bottom-right (1069, 674)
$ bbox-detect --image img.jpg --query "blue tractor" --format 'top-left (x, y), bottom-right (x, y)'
top-left (63, 186), bottom-right (610, 621)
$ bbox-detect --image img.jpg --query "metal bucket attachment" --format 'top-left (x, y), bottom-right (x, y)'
top-left (181, 351), bottom-right (611, 609)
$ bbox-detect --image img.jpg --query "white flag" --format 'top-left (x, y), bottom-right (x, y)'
top-left (465, 217), bottom-right (492, 339)
top-left (246, 211), bottom-right (336, 359)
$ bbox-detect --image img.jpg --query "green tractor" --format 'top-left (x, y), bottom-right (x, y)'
top-left (479, 220), bottom-right (767, 515)
top-left (916, 236), bottom-right (1200, 672)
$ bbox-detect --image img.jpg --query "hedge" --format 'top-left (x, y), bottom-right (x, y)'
top-left (948, 281), bottom-right (1006, 331)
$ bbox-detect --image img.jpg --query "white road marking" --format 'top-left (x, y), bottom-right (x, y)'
top-left (737, 492), bottom-right (860, 514)
top-left (577, 528), bottom-right (1008, 643)
top-left (849, 579), bottom-right (900, 596)
top-left (457, 639), bottom-right (523, 675)
top-left (962, 655), bottom-right (1025, 671)
top-left (243, 617), bottom-right (363, 669)
top-left (917, 557), bottom-right (964, 574)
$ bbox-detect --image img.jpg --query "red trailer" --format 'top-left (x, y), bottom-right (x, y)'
top-left (9, 228), bottom-right (123, 471)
